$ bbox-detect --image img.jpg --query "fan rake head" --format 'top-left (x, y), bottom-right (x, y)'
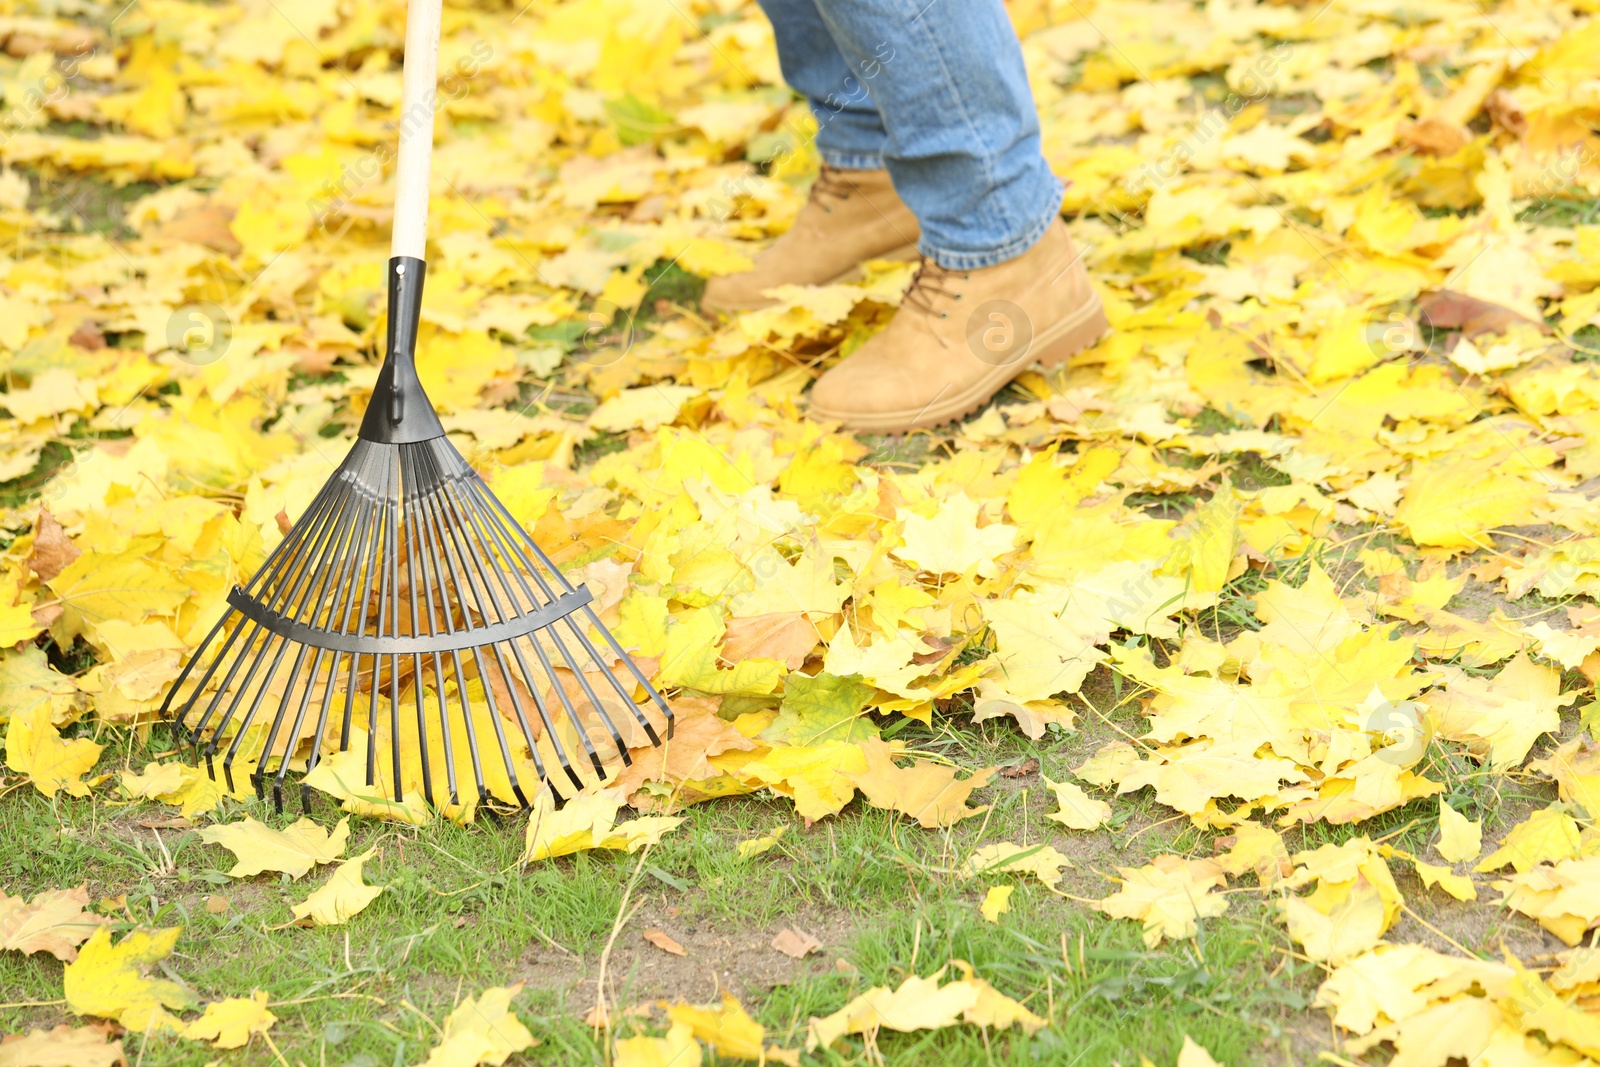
top-left (160, 259), bottom-right (673, 816)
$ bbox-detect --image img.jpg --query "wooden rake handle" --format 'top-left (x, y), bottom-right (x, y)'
top-left (392, 0), bottom-right (443, 260)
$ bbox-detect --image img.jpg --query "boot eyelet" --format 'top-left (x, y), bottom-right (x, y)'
top-left (954, 294), bottom-right (963, 302)
top-left (940, 311), bottom-right (949, 319)
top-left (963, 273), bottom-right (971, 281)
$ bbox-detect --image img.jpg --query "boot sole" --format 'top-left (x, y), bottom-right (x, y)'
top-left (700, 242), bottom-right (921, 315)
top-left (808, 294), bottom-right (1111, 434)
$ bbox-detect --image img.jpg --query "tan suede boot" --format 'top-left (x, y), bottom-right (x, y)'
top-left (701, 166), bottom-right (920, 314)
top-left (807, 219), bottom-right (1108, 433)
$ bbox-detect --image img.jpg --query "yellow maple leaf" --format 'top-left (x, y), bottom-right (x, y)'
top-left (1155, 486), bottom-right (1241, 605)
top-left (960, 842), bottom-right (1072, 890)
top-left (1437, 799), bottom-right (1482, 864)
top-left (197, 816), bottom-right (351, 879)
top-left (63, 925), bottom-right (196, 1032)
top-left (980, 885), bottom-right (1014, 924)
top-left (1214, 822), bottom-right (1289, 885)
top-left (4, 706), bottom-right (102, 798)
top-left (892, 494), bottom-right (1017, 578)
top-left (806, 963), bottom-right (1042, 1050)
top-left (655, 608), bottom-right (784, 697)
top-left (1477, 806), bottom-right (1583, 874)
top-left (522, 791), bottom-right (683, 861)
top-left (665, 995), bottom-right (778, 1061)
top-left (1098, 855), bottom-right (1229, 948)
top-left (737, 740), bottom-right (866, 822)
top-left (181, 990), bottom-right (276, 1049)
top-left (1042, 776), bottom-right (1111, 831)
top-left (418, 984), bottom-right (536, 1067)
top-left (614, 1021), bottom-right (701, 1067)
top-left (0, 570), bottom-right (43, 648)
top-left (850, 739), bottom-right (993, 828)
top-left (1422, 653), bottom-right (1576, 770)
top-left (290, 850), bottom-right (384, 927)
top-left (1494, 857), bottom-right (1600, 946)
top-left (1176, 1035), bottom-right (1227, 1067)
top-left (734, 826), bottom-right (787, 861)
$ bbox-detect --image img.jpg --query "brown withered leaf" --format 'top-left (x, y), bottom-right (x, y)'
top-left (1486, 89), bottom-right (1528, 138)
top-left (1399, 116), bottom-right (1469, 156)
top-left (27, 509), bottom-right (80, 583)
top-left (722, 612), bottom-right (819, 670)
top-left (999, 759), bottom-right (1039, 780)
top-left (1416, 290), bottom-right (1542, 338)
top-left (643, 928), bottom-right (687, 956)
top-left (770, 927), bottom-right (822, 959)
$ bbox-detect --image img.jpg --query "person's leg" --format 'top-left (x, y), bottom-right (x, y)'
top-left (704, 0), bottom-right (920, 313)
top-left (803, 1), bottom-right (1108, 432)
top-left (756, 0), bottom-right (888, 169)
top-left (810, 0), bottom-right (1063, 269)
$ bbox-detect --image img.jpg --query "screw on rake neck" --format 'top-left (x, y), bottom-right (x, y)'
top-left (359, 256), bottom-right (446, 445)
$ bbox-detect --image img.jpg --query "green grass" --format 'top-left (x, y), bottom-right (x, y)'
top-left (2, 704), bottom-right (1334, 1067)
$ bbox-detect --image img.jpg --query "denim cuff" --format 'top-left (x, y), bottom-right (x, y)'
top-left (921, 178), bottom-right (1066, 271)
top-left (817, 149), bottom-right (885, 171)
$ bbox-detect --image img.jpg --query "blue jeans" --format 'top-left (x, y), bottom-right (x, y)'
top-left (756, 0), bottom-right (1064, 271)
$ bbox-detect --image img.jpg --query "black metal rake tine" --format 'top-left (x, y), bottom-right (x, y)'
top-left (282, 465), bottom-right (383, 808)
top-left (187, 622), bottom-right (266, 746)
top-left (219, 472), bottom-right (368, 792)
top-left (412, 449), bottom-right (527, 806)
top-left (415, 448), bottom-right (547, 801)
top-left (399, 443), bottom-right (435, 807)
top-left (461, 475), bottom-right (669, 746)
top-left (256, 485), bottom-right (371, 803)
top-left (411, 452), bottom-right (495, 805)
top-left (167, 474), bottom-right (350, 733)
top-left (439, 467), bottom-right (631, 769)
top-left (407, 464), bottom-right (462, 806)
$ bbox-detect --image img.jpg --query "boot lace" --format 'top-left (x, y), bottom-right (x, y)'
top-left (901, 259), bottom-right (970, 321)
top-left (808, 165), bottom-right (856, 213)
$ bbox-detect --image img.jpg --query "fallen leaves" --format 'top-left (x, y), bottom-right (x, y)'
top-left (418, 984), bottom-right (537, 1067)
top-left (1315, 944), bottom-right (1600, 1067)
top-left (62, 925), bottom-right (197, 1032)
top-left (181, 991), bottom-right (276, 1050)
top-left (198, 816), bottom-right (351, 879)
top-left (961, 842), bottom-right (1073, 890)
top-left (4, 0), bottom-right (1600, 1062)
top-left (770, 927), bottom-right (821, 959)
top-left (1436, 800), bottom-right (1482, 864)
top-left (3, 707), bottom-right (102, 798)
top-left (980, 885), bottom-right (1015, 923)
top-left (614, 995), bottom-right (796, 1067)
top-left (289, 850), bottom-right (384, 927)
top-left (0, 1026), bottom-right (124, 1067)
top-left (806, 962), bottom-right (1045, 1050)
top-left (1096, 856), bottom-right (1229, 948)
top-left (523, 792), bottom-right (684, 861)
top-left (0, 884), bottom-right (96, 961)
top-left (1493, 857), bottom-right (1600, 945)
top-left (1042, 777), bottom-right (1111, 831)
top-left (642, 928), bottom-right (687, 957)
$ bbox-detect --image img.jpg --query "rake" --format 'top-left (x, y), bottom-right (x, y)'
top-left (158, 0), bottom-right (672, 815)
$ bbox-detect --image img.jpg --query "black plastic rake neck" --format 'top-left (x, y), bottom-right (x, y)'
top-left (359, 256), bottom-right (445, 444)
